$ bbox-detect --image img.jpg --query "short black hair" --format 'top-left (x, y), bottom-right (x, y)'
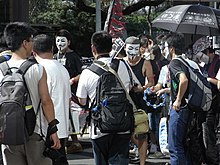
top-left (138, 34), bottom-right (154, 47)
top-left (33, 34), bottom-right (53, 54)
top-left (56, 29), bottom-right (72, 42)
top-left (4, 22), bottom-right (35, 52)
top-left (91, 31), bottom-right (112, 54)
top-left (151, 44), bottom-right (162, 61)
top-left (166, 33), bottom-right (184, 55)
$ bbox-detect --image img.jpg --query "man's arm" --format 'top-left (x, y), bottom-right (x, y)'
top-left (38, 68), bottom-right (61, 149)
top-left (207, 77), bottom-right (218, 86)
top-left (151, 83), bottom-right (162, 92)
top-left (78, 97), bottom-right (87, 106)
top-left (173, 72), bottom-right (188, 111)
top-left (218, 80), bottom-right (220, 91)
top-left (70, 74), bottom-right (80, 85)
top-left (216, 69), bottom-right (220, 91)
top-left (143, 60), bottom-right (154, 88)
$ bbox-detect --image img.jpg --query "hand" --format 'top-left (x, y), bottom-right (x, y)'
top-left (207, 77), bottom-right (211, 82)
top-left (50, 133), bottom-right (61, 150)
top-left (172, 99), bottom-right (181, 111)
top-left (70, 78), bottom-right (75, 85)
top-left (132, 86), bottom-right (142, 92)
top-left (150, 86), bottom-right (155, 92)
top-left (156, 89), bottom-right (164, 96)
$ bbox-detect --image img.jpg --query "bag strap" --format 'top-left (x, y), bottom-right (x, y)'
top-left (173, 56), bottom-right (192, 71)
top-left (18, 59), bottom-right (36, 76)
top-left (0, 55), bottom-right (11, 63)
top-left (0, 62), bottom-right (10, 76)
top-left (93, 60), bottom-right (138, 112)
top-left (119, 59), bottom-right (134, 86)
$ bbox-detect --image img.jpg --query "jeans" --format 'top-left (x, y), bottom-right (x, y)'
top-left (91, 134), bottom-right (131, 165)
top-left (203, 96), bottom-right (219, 164)
top-left (148, 112), bottom-right (160, 143)
top-left (168, 106), bottom-right (191, 165)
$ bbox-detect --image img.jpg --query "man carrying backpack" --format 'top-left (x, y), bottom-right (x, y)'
top-left (1, 22), bottom-right (60, 165)
top-left (76, 31), bottom-right (140, 165)
top-left (165, 33), bottom-right (193, 164)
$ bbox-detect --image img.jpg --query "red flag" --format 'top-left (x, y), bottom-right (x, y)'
top-left (104, 0), bottom-right (127, 40)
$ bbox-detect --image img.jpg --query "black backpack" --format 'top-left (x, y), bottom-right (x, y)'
top-left (174, 57), bottom-right (212, 112)
top-left (0, 59), bottom-right (37, 145)
top-left (88, 59), bottom-right (134, 134)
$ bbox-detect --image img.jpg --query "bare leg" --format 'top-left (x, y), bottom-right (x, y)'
top-left (131, 135), bottom-right (148, 165)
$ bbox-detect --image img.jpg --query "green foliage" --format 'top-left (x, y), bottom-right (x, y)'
top-left (30, 0), bottom-right (64, 24)
top-left (29, 0), bottom-right (95, 56)
top-left (28, 0), bottom-right (169, 56)
top-left (125, 14), bottom-right (149, 36)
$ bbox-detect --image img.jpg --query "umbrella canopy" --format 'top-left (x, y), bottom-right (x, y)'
top-left (152, 4), bottom-right (220, 36)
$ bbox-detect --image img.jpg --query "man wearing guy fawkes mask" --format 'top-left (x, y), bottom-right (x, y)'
top-left (125, 36), bottom-right (154, 89)
top-left (54, 29), bottom-right (83, 154)
top-left (125, 36), bottom-right (154, 165)
top-left (54, 29), bottom-right (82, 94)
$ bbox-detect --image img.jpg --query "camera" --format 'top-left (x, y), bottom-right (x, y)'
top-left (43, 147), bottom-right (65, 162)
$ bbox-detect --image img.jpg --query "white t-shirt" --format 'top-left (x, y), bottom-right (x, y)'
top-left (39, 59), bottom-right (71, 138)
top-left (158, 65), bottom-right (169, 87)
top-left (216, 68), bottom-right (220, 80)
top-left (76, 57), bottom-right (136, 139)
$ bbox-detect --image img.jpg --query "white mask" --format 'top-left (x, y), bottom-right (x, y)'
top-left (163, 42), bottom-right (170, 59)
top-left (125, 43), bottom-right (140, 60)
top-left (56, 36), bottom-right (68, 51)
top-left (194, 52), bottom-right (209, 64)
top-left (143, 52), bottom-right (151, 60)
top-left (200, 53), bottom-right (209, 64)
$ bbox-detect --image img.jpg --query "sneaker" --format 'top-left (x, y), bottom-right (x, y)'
top-left (66, 142), bottom-right (83, 154)
top-left (148, 151), bottom-right (166, 159)
top-left (149, 143), bottom-right (158, 154)
top-left (129, 145), bottom-right (138, 155)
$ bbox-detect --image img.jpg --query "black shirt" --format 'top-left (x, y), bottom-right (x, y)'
top-left (169, 58), bottom-right (189, 106)
top-left (55, 50), bottom-right (83, 93)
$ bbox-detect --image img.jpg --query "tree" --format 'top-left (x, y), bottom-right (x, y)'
top-left (29, 0), bottom-right (167, 56)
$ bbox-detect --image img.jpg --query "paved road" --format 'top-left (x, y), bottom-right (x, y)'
top-left (67, 135), bottom-right (170, 165)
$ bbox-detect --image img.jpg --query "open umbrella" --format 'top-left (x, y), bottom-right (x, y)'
top-left (152, 4), bottom-right (220, 36)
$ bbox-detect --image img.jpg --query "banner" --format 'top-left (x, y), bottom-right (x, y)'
top-left (104, 0), bottom-right (127, 41)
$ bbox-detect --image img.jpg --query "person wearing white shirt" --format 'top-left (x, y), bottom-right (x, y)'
top-left (216, 68), bottom-right (220, 91)
top-left (76, 31), bottom-right (141, 165)
top-left (33, 34), bottom-right (71, 165)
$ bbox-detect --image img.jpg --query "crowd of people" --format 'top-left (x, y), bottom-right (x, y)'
top-left (0, 21), bottom-right (220, 165)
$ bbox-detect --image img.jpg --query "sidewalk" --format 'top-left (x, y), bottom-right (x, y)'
top-left (67, 134), bottom-right (170, 165)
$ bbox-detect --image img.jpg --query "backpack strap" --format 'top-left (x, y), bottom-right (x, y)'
top-left (0, 62), bottom-right (10, 76)
top-left (88, 62), bottom-right (106, 76)
top-left (118, 59), bottom-right (134, 86)
top-left (88, 58), bottom-right (121, 76)
top-left (0, 55), bottom-right (11, 63)
top-left (173, 56), bottom-right (190, 69)
top-left (18, 58), bottom-right (37, 76)
top-left (93, 60), bottom-right (138, 112)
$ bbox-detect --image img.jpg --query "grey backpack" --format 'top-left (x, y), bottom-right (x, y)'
top-left (0, 59), bottom-right (36, 145)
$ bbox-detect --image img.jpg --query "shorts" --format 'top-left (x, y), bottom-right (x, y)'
top-left (134, 132), bottom-right (148, 140)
